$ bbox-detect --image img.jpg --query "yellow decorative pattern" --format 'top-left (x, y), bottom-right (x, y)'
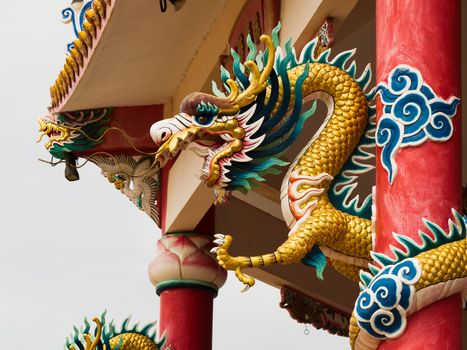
top-left (108, 333), bottom-right (160, 350)
top-left (415, 238), bottom-right (466, 289)
top-left (348, 315), bottom-right (359, 349)
top-left (50, 0), bottom-right (111, 108)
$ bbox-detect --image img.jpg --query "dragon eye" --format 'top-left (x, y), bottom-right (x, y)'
top-left (193, 115), bottom-right (216, 127)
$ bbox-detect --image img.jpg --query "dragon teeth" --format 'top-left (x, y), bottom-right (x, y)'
top-left (220, 133), bottom-right (234, 142)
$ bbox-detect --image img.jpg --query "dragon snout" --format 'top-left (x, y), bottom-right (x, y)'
top-left (150, 114), bottom-right (193, 146)
top-left (150, 123), bottom-right (172, 146)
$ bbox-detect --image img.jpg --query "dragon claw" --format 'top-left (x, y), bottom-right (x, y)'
top-left (213, 234), bottom-right (257, 288)
top-left (213, 233), bottom-right (225, 239)
top-left (241, 284), bottom-right (250, 293)
top-left (213, 238), bottom-right (224, 245)
top-left (235, 266), bottom-right (255, 288)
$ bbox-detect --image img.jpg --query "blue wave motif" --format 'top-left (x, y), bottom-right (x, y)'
top-left (376, 65), bottom-right (460, 184)
top-left (354, 258), bottom-right (421, 339)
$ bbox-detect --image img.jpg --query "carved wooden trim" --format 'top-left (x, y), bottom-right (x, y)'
top-left (279, 286), bottom-right (350, 337)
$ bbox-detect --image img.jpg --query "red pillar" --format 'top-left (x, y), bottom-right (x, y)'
top-left (375, 1), bottom-right (462, 349)
top-left (148, 234), bottom-right (227, 350)
top-left (159, 288), bottom-right (215, 350)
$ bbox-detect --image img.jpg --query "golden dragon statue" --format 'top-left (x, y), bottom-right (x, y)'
top-left (65, 313), bottom-right (166, 350)
top-left (151, 25), bottom-right (374, 285)
top-left (150, 25), bottom-right (466, 349)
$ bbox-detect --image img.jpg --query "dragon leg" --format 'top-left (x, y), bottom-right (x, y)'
top-left (214, 207), bottom-right (348, 288)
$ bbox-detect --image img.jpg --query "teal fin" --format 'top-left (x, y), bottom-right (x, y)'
top-left (301, 245), bottom-right (327, 280)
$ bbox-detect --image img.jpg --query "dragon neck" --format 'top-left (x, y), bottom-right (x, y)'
top-left (286, 63), bottom-right (368, 177)
top-left (279, 63), bottom-right (369, 226)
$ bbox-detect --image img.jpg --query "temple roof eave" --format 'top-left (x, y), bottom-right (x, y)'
top-left (50, 0), bottom-right (233, 113)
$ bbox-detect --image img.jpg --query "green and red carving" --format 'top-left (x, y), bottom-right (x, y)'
top-left (38, 108), bottom-right (112, 160)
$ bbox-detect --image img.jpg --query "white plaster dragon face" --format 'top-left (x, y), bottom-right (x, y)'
top-left (150, 102), bottom-right (263, 191)
top-left (150, 35), bottom-right (276, 197)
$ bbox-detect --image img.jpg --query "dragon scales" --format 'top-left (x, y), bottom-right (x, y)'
top-left (150, 26), bottom-right (466, 349)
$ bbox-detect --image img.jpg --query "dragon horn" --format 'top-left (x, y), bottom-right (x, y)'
top-left (217, 34), bottom-right (275, 116)
top-left (83, 317), bottom-right (103, 350)
top-left (231, 34), bottom-right (275, 109)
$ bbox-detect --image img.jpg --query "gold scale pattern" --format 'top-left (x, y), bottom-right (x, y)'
top-left (217, 62), bottom-right (373, 285)
top-left (415, 238), bottom-right (466, 289)
top-left (108, 334), bottom-right (160, 350)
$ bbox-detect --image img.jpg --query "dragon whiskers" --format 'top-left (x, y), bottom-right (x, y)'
top-left (67, 125), bottom-right (159, 156)
top-left (38, 151), bottom-right (160, 179)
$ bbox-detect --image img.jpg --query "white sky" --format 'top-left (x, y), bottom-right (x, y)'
top-left (0, 2), bottom-right (348, 349)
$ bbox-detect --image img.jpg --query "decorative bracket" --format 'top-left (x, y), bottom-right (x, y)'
top-left (279, 286), bottom-right (350, 337)
top-left (91, 155), bottom-right (161, 226)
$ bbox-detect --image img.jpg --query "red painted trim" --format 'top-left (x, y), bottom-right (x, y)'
top-left (376, 1), bottom-right (461, 348)
top-left (78, 104), bottom-right (164, 156)
top-left (159, 288), bottom-right (215, 350)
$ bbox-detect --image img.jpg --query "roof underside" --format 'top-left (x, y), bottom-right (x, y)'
top-left (59, 0), bottom-right (228, 112)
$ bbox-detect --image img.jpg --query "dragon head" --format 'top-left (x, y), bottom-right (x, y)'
top-left (37, 108), bottom-right (112, 160)
top-left (151, 31), bottom-right (312, 201)
top-left (151, 35), bottom-right (275, 192)
top-left (151, 27), bottom-right (321, 201)
top-left (151, 94), bottom-right (265, 190)
top-left (37, 113), bottom-right (71, 151)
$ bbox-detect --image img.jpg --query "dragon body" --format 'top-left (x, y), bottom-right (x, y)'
top-left (151, 27), bottom-right (375, 286)
top-left (350, 211), bottom-right (466, 349)
top-left (66, 314), bottom-right (165, 350)
top-left (215, 60), bottom-right (374, 284)
top-left (42, 23), bottom-right (466, 350)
